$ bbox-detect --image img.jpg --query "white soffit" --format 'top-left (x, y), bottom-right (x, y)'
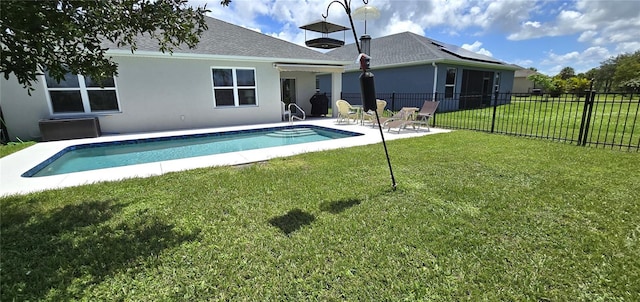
top-left (273, 63), bottom-right (345, 73)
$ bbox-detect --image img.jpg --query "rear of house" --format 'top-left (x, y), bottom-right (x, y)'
top-left (318, 32), bottom-right (518, 112)
top-left (0, 17), bottom-right (347, 142)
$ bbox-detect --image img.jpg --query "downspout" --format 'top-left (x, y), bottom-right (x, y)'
top-left (432, 62), bottom-right (438, 100)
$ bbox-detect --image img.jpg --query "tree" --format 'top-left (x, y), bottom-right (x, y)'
top-left (621, 78), bottom-right (640, 95)
top-left (595, 58), bottom-right (616, 92)
top-left (0, 0), bottom-right (219, 91)
top-left (567, 77), bottom-right (591, 96)
top-left (613, 51), bottom-right (640, 89)
top-left (584, 68), bottom-right (598, 82)
top-left (527, 74), bottom-right (552, 91)
top-left (557, 66), bottom-right (575, 80)
top-left (549, 77), bottom-right (566, 97)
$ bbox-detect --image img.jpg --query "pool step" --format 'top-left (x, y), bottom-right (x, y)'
top-left (266, 128), bottom-right (316, 138)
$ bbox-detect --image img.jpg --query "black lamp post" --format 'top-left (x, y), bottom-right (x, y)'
top-left (317, 0), bottom-right (397, 190)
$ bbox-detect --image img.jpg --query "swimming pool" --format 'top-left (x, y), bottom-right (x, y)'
top-left (23, 125), bottom-right (362, 177)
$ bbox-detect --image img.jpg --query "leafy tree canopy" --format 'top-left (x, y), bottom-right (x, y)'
top-left (527, 74), bottom-right (552, 90)
top-left (529, 50), bottom-right (639, 92)
top-left (590, 51), bottom-right (640, 92)
top-left (557, 66), bottom-right (575, 80)
top-left (613, 52), bottom-right (640, 87)
top-left (0, 0), bottom-right (223, 91)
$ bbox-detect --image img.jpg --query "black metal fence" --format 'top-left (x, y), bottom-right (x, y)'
top-left (337, 91), bottom-right (640, 152)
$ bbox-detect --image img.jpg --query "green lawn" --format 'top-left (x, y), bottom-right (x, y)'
top-left (2, 131), bottom-right (639, 300)
top-left (0, 141), bottom-right (35, 158)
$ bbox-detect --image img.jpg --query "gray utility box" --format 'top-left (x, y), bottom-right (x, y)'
top-left (39, 117), bottom-right (101, 141)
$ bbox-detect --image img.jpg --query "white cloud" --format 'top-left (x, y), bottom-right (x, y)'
top-left (197, 0), bottom-right (538, 48)
top-left (539, 47), bottom-right (611, 75)
top-left (461, 41), bottom-right (493, 57)
top-left (578, 30), bottom-right (598, 42)
top-left (616, 42), bottom-right (640, 54)
top-left (545, 50), bottom-right (581, 63)
top-left (192, 0), bottom-right (637, 76)
top-left (582, 46), bottom-right (611, 61)
top-left (510, 59), bottom-right (535, 68)
top-left (509, 0), bottom-right (640, 49)
top-left (507, 9), bottom-right (597, 40)
top-left (523, 21), bottom-right (541, 28)
top-left (382, 14), bottom-right (425, 36)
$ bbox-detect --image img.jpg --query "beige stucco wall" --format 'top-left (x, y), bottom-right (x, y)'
top-left (101, 56), bottom-right (282, 134)
top-left (513, 77), bottom-right (535, 94)
top-left (1, 55), bottom-right (285, 141)
top-left (0, 76), bottom-right (50, 141)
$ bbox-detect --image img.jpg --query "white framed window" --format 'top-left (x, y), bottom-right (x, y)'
top-left (211, 68), bottom-right (257, 107)
top-left (43, 71), bottom-right (120, 114)
top-left (445, 67), bottom-right (456, 99)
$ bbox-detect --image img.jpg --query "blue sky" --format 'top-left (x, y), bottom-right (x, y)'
top-left (195, 0), bottom-right (640, 76)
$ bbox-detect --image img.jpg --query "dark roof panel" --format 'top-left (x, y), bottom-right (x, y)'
top-left (104, 16), bottom-right (340, 63)
top-left (326, 32), bottom-right (513, 70)
top-left (431, 39), bottom-right (503, 64)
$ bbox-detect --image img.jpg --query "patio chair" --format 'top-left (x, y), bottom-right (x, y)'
top-left (371, 107), bottom-right (412, 128)
top-left (362, 99), bottom-right (388, 125)
top-left (383, 107), bottom-right (420, 133)
top-left (411, 101), bottom-right (440, 131)
top-left (335, 100), bottom-right (359, 124)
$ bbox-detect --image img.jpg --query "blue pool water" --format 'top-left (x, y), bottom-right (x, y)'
top-left (23, 125), bottom-right (362, 177)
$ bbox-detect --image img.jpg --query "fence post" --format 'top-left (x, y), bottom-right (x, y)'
top-left (577, 87), bottom-right (595, 146)
top-left (432, 92), bottom-right (438, 127)
top-left (391, 92), bottom-right (396, 111)
top-left (582, 90), bottom-right (596, 146)
top-left (490, 91), bottom-right (499, 133)
top-left (577, 90), bottom-right (589, 145)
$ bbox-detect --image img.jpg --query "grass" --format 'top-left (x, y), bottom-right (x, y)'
top-left (0, 141), bottom-right (36, 158)
top-left (1, 131), bottom-right (639, 300)
top-left (436, 98), bottom-right (640, 150)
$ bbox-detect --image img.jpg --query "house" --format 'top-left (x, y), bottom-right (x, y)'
top-left (0, 17), bottom-right (349, 142)
top-left (512, 68), bottom-right (543, 94)
top-left (318, 32), bottom-right (519, 111)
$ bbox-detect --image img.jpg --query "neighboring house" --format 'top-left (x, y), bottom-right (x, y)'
top-left (318, 32), bottom-right (518, 111)
top-left (0, 17), bottom-right (348, 142)
top-left (512, 68), bottom-right (543, 94)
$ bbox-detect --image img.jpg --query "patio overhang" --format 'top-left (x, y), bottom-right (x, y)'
top-left (273, 63), bottom-right (345, 73)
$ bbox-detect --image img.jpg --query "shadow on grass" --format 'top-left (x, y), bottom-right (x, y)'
top-left (319, 198), bottom-right (361, 214)
top-left (0, 198), bottom-right (200, 301)
top-left (269, 199), bottom-right (361, 235)
top-left (269, 208), bottom-right (315, 236)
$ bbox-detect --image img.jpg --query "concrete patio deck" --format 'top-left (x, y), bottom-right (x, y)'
top-left (0, 118), bottom-right (450, 196)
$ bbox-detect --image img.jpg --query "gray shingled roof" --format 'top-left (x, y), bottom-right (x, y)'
top-left (326, 32), bottom-right (515, 70)
top-left (105, 16), bottom-right (342, 63)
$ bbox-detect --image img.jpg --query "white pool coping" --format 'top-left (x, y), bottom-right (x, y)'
top-left (0, 119), bottom-right (450, 196)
